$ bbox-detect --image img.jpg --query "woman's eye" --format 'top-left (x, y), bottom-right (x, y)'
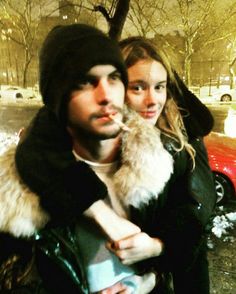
top-left (155, 83), bottom-right (167, 91)
top-left (129, 84), bottom-right (144, 92)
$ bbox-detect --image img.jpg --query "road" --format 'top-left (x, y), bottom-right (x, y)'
top-left (207, 104), bottom-right (231, 134)
top-left (0, 102), bottom-right (231, 135)
top-left (0, 103), bottom-right (40, 134)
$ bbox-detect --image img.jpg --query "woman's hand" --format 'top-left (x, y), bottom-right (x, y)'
top-left (107, 232), bottom-right (164, 265)
top-left (97, 281), bottom-right (131, 294)
top-left (98, 273), bottom-right (156, 294)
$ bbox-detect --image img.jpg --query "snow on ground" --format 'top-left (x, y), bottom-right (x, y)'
top-left (0, 131), bottom-right (19, 155)
top-left (211, 208), bottom-right (236, 239)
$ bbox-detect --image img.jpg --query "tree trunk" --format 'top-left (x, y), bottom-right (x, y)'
top-left (229, 57), bottom-right (236, 89)
top-left (108, 0), bottom-right (130, 40)
top-left (184, 38), bottom-right (193, 87)
top-left (184, 56), bottom-right (191, 87)
top-left (229, 66), bottom-right (235, 89)
top-left (22, 49), bottom-right (32, 88)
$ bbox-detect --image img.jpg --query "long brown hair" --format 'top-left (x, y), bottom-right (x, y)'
top-left (119, 36), bottom-right (195, 164)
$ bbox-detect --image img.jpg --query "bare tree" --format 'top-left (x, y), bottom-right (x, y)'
top-left (225, 36), bottom-right (236, 89)
top-left (165, 0), bottom-right (236, 86)
top-left (126, 0), bottom-right (167, 37)
top-left (125, 0), bottom-right (236, 87)
top-left (0, 0), bottom-right (52, 87)
top-left (0, 0), bottom-right (130, 87)
top-left (93, 0), bottom-right (130, 40)
top-left (0, 0), bottom-right (90, 87)
top-left (169, 0), bottom-right (216, 86)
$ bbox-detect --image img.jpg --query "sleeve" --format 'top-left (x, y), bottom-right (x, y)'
top-left (15, 106), bottom-right (108, 226)
top-left (152, 138), bottom-right (216, 272)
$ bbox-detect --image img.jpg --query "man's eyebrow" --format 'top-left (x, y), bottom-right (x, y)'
top-left (78, 74), bottom-right (97, 83)
top-left (83, 73), bottom-right (95, 79)
top-left (109, 69), bottom-right (121, 75)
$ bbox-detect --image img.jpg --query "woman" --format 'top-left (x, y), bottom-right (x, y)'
top-left (1, 30), bottom-right (216, 293)
top-left (110, 36), bottom-right (217, 293)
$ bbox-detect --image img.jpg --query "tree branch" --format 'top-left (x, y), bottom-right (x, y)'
top-left (94, 5), bottom-right (111, 23)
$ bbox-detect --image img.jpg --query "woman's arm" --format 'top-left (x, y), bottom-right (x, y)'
top-left (15, 106), bottom-right (108, 226)
top-left (112, 138), bottom-right (216, 272)
top-left (106, 231), bottom-right (164, 264)
top-left (152, 137), bottom-right (216, 271)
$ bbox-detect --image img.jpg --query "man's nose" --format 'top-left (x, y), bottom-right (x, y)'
top-left (96, 79), bottom-right (112, 104)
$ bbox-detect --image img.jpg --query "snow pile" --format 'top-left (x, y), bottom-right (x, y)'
top-left (224, 107), bottom-right (236, 138)
top-left (211, 207), bottom-right (236, 238)
top-left (0, 131), bottom-right (19, 155)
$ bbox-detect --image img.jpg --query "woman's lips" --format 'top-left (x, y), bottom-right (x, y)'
top-left (139, 111), bottom-right (157, 118)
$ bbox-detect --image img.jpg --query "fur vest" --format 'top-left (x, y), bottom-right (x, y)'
top-left (0, 111), bottom-right (173, 238)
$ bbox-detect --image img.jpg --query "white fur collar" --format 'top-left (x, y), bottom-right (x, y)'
top-left (0, 145), bottom-right (49, 238)
top-left (113, 110), bottom-right (173, 208)
top-left (0, 112), bottom-right (173, 237)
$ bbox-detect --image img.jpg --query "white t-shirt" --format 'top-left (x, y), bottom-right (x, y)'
top-left (72, 150), bottom-right (127, 218)
top-left (72, 151), bottom-right (135, 293)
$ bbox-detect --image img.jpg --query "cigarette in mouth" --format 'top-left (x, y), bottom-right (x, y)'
top-left (108, 114), bottom-right (131, 132)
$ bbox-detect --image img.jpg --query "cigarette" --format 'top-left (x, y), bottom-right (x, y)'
top-left (108, 114), bottom-right (131, 132)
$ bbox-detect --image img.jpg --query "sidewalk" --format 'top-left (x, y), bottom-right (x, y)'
top-left (209, 201), bottom-right (236, 294)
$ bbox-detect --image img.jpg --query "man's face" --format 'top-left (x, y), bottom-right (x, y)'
top-left (67, 65), bottom-right (125, 140)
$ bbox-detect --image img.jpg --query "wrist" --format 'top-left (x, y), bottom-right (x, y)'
top-left (84, 199), bottom-right (118, 223)
top-left (152, 237), bottom-right (164, 256)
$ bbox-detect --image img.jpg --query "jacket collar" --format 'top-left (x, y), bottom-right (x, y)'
top-left (0, 110), bottom-right (173, 237)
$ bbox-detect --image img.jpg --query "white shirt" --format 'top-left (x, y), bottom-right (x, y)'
top-left (72, 150), bottom-right (127, 218)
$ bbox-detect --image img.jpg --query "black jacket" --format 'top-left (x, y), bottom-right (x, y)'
top-left (1, 86), bottom-right (216, 293)
top-left (32, 134), bottom-right (216, 294)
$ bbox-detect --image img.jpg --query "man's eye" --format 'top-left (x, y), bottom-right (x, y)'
top-left (76, 78), bottom-right (94, 89)
top-left (110, 72), bottom-right (121, 81)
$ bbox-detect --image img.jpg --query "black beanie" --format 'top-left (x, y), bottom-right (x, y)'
top-left (39, 24), bottom-right (128, 122)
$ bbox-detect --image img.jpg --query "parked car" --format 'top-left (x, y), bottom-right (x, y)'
top-left (214, 87), bottom-right (236, 102)
top-left (0, 86), bottom-right (36, 100)
top-left (204, 132), bottom-right (236, 204)
top-left (193, 85), bottom-right (236, 104)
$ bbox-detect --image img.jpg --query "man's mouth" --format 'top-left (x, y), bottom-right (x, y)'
top-left (108, 114), bottom-right (131, 132)
top-left (97, 111), bottom-right (117, 120)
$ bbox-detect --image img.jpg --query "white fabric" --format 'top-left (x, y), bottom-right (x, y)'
top-left (72, 151), bottom-right (127, 218)
top-left (73, 151), bottom-right (135, 292)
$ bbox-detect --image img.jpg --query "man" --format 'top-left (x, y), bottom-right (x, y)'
top-left (1, 24), bottom-right (163, 293)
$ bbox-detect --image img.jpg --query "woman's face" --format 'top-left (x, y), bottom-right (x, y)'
top-left (126, 59), bottom-right (167, 125)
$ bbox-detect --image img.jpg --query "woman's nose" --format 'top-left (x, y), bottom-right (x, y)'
top-left (144, 89), bottom-right (157, 106)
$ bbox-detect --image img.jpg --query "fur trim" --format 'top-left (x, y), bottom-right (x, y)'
top-left (0, 144), bottom-right (49, 237)
top-left (113, 110), bottom-right (174, 208)
top-left (0, 112), bottom-right (173, 236)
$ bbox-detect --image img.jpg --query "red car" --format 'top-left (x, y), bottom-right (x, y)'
top-left (204, 132), bottom-right (236, 204)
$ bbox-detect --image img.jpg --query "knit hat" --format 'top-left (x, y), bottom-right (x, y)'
top-left (39, 24), bottom-right (128, 122)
